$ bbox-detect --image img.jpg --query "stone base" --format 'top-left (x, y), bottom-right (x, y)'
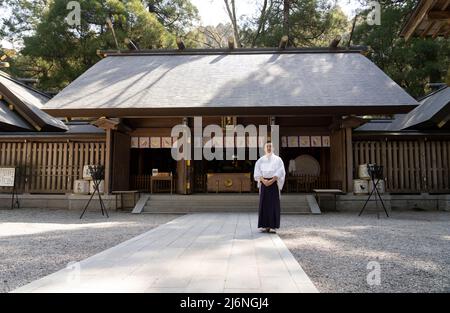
top-left (333, 193), bottom-right (450, 212)
top-left (334, 194), bottom-right (392, 213)
top-left (0, 193), bottom-right (118, 210)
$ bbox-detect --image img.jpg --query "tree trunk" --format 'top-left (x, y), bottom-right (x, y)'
top-left (252, 0), bottom-right (269, 47)
top-left (283, 0), bottom-right (290, 38)
top-left (224, 0), bottom-right (241, 47)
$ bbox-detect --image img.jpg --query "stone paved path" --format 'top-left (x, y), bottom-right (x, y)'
top-left (13, 213), bottom-right (318, 293)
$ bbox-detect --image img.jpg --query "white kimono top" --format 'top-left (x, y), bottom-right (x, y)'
top-left (254, 153), bottom-right (286, 191)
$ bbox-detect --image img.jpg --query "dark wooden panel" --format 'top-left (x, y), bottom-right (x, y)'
top-left (111, 131), bottom-right (131, 191)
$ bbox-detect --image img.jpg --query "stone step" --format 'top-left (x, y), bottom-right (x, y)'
top-left (142, 208), bottom-right (311, 214)
top-left (143, 194), bottom-right (313, 213)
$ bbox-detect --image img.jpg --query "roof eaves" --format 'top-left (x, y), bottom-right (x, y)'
top-left (0, 70), bottom-right (51, 99)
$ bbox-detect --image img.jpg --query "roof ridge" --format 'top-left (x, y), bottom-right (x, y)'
top-left (418, 86), bottom-right (449, 102)
top-left (0, 70), bottom-right (51, 99)
top-left (98, 47), bottom-right (366, 57)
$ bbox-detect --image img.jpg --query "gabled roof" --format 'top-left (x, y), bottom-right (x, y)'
top-left (0, 121), bottom-right (105, 138)
top-left (355, 86), bottom-right (450, 132)
top-left (394, 86), bottom-right (450, 130)
top-left (0, 99), bottom-right (33, 131)
top-left (43, 49), bottom-right (418, 116)
top-left (0, 71), bottom-right (67, 131)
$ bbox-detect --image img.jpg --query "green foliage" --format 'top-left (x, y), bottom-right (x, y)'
top-left (0, 0), bottom-right (198, 90)
top-left (352, 0), bottom-right (450, 98)
top-left (1, 0), bottom-right (448, 98)
top-left (145, 0), bottom-right (199, 34)
top-left (240, 0), bottom-right (349, 47)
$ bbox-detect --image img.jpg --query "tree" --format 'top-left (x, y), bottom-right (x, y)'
top-left (0, 0), bottom-right (47, 45)
top-left (0, 0), bottom-right (183, 90)
top-left (351, 0), bottom-right (450, 97)
top-left (224, 0), bottom-right (241, 47)
top-left (240, 0), bottom-right (349, 47)
top-left (144, 0), bottom-right (199, 34)
top-left (185, 23), bottom-right (234, 48)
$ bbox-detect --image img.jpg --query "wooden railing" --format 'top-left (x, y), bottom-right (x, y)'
top-left (130, 174), bottom-right (174, 193)
top-left (353, 140), bottom-right (450, 193)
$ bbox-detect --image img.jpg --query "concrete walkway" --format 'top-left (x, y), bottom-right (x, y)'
top-left (13, 213), bottom-right (318, 293)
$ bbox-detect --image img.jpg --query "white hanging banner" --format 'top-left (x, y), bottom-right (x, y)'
top-left (0, 167), bottom-right (15, 187)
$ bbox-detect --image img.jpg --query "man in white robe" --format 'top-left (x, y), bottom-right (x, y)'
top-left (253, 142), bottom-right (286, 233)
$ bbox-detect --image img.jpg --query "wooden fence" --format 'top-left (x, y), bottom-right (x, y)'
top-left (353, 140), bottom-right (450, 193)
top-left (0, 140), bottom-right (106, 194)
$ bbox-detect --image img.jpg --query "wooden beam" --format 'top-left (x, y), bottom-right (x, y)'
top-left (443, 0), bottom-right (450, 10)
top-left (279, 35), bottom-right (288, 50)
top-left (403, 0), bottom-right (436, 41)
top-left (421, 21), bottom-right (435, 37)
top-left (329, 35), bottom-right (341, 49)
top-left (432, 22), bottom-right (446, 38)
top-left (124, 38), bottom-right (139, 50)
top-left (437, 113), bottom-right (450, 128)
top-left (176, 37), bottom-right (185, 50)
top-left (96, 49), bottom-right (106, 58)
top-left (427, 10), bottom-right (450, 20)
top-left (445, 28), bottom-right (450, 38)
top-left (228, 37), bottom-right (235, 49)
top-left (329, 115), bottom-right (365, 131)
top-left (92, 117), bottom-right (120, 130)
top-left (92, 117), bottom-right (132, 132)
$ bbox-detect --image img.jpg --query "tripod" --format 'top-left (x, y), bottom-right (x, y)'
top-left (359, 164), bottom-right (389, 217)
top-left (80, 165), bottom-right (108, 219)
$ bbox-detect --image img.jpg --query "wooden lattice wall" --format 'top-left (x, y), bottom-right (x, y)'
top-left (0, 139), bottom-right (106, 193)
top-left (353, 140), bottom-right (450, 193)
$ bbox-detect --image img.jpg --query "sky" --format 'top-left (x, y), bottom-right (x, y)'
top-left (1, 0), bottom-right (363, 49)
top-left (190, 0), bottom-right (363, 26)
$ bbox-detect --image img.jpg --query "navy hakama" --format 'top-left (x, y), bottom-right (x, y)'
top-left (254, 152), bottom-right (286, 230)
top-left (258, 179), bottom-right (281, 229)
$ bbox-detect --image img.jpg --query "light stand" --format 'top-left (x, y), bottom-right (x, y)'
top-left (80, 165), bottom-right (108, 219)
top-left (358, 164), bottom-right (389, 217)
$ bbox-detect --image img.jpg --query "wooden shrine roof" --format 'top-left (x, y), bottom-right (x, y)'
top-left (355, 86), bottom-right (450, 132)
top-left (400, 0), bottom-right (450, 41)
top-left (43, 49), bottom-right (418, 117)
top-left (0, 71), bottom-right (68, 132)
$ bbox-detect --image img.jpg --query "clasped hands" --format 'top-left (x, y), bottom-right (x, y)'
top-left (260, 176), bottom-right (278, 187)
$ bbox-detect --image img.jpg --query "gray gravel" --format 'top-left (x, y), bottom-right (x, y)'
top-left (0, 208), bottom-right (179, 293)
top-left (279, 211), bottom-right (450, 293)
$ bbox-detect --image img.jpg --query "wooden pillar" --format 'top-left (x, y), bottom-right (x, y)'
top-left (176, 117), bottom-right (193, 194)
top-left (111, 131), bottom-right (131, 191)
top-left (104, 129), bottom-right (113, 194)
top-left (24, 140), bottom-right (32, 194)
top-left (330, 127), bottom-right (353, 192)
top-left (345, 127), bottom-right (353, 192)
top-left (176, 159), bottom-right (186, 194)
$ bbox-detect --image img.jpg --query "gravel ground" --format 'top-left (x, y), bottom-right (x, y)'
top-left (279, 211), bottom-right (450, 293)
top-left (0, 209), bottom-right (179, 293)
